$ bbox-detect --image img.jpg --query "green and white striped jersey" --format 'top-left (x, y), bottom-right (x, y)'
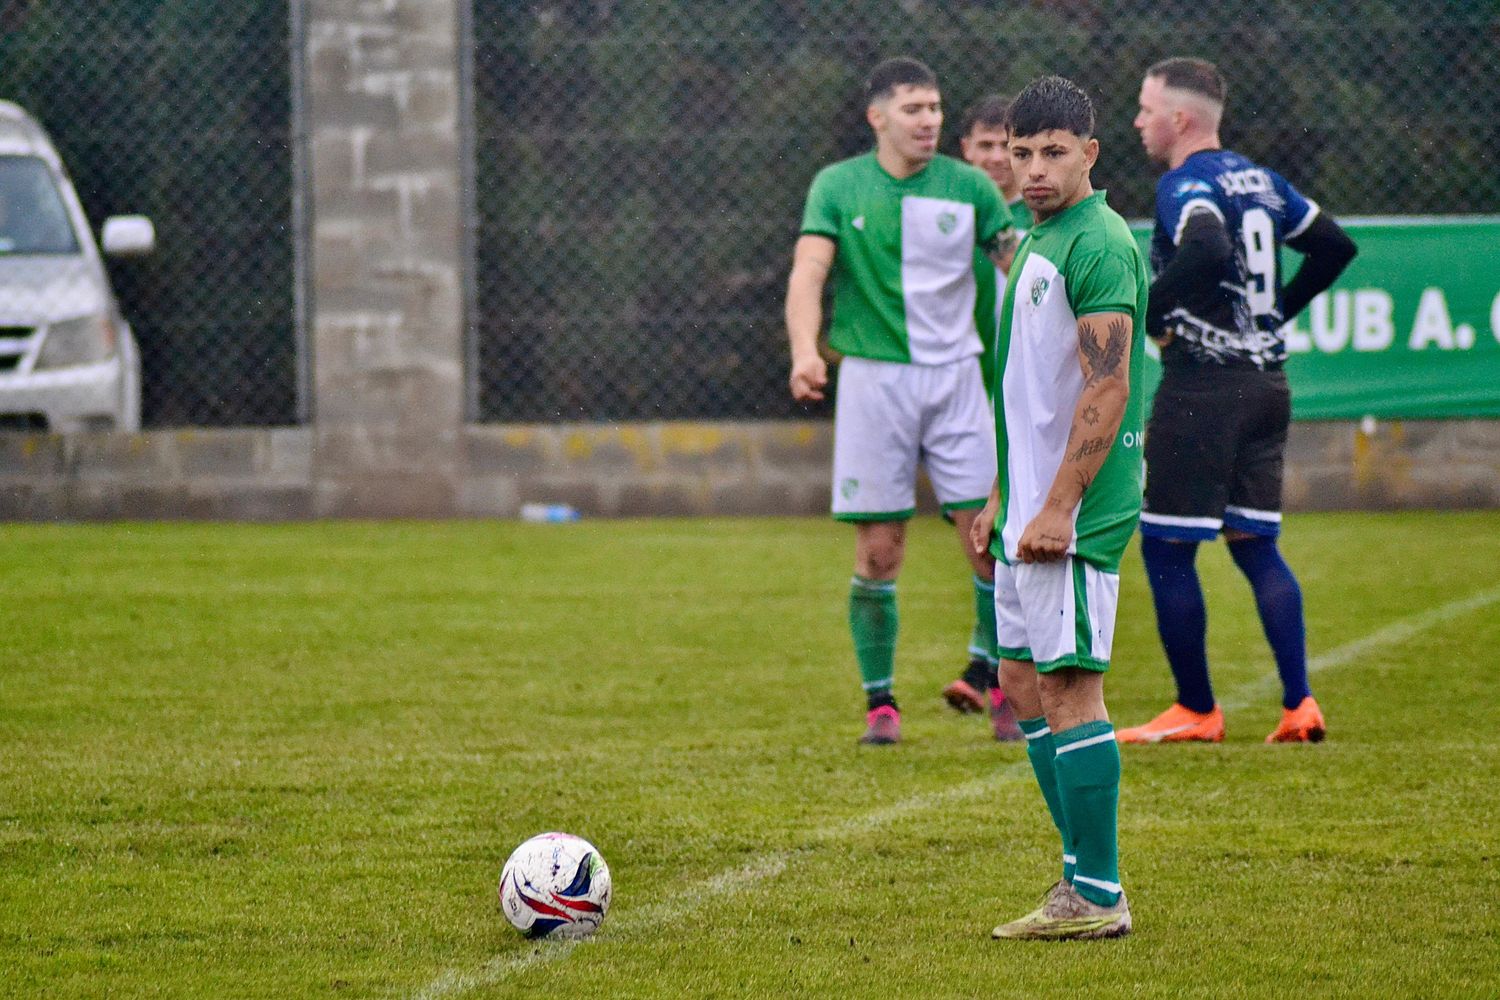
top-left (990, 191), bottom-right (1148, 572)
top-left (800, 153), bottom-right (1009, 365)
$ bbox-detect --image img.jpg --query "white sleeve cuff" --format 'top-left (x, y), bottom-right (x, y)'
top-left (1172, 198), bottom-right (1226, 245)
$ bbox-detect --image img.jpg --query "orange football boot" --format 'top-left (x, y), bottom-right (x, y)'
top-left (942, 677), bottom-right (987, 714)
top-left (1116, 703), bottom-right (1225, 744)
top-left (1266, 696), bottom-right (1326, 743)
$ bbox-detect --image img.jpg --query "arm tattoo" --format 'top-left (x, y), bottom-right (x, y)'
top-left (984, 228), bottom-right (1019, 259)
top-left (1080, 315), bottom-right (1129, 384)
top-left (1082, 404), bottom-right (1101, 426)
top-left (1066, 436), bottom-right (1112, 463)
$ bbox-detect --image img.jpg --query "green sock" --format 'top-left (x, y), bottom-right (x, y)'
top-left (850, 575), bottom-right (898, 702)
top-left (969, 574), bottom-right (998, 665)
top-left (1053, 720), bottom-right (1122, 906)
top-left (1019, 716), bottom-right (1074, 883)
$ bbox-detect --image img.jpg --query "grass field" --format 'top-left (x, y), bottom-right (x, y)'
top-left (3, 513), bottom-right (1499, 998)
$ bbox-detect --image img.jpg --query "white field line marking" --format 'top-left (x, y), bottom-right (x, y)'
top-left (415, 583), bottom-right (1500, 998)
top-left (413, 767), bottom-right (1033, 999)
top-left (1219, 581), bottom-right (1500, 710)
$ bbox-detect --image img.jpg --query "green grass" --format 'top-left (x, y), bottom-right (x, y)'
top-left (2, 513), bottom-right (1498, 998)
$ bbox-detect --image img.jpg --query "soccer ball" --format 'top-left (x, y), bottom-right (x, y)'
top-left (498, 832), bottom-right (612, 939)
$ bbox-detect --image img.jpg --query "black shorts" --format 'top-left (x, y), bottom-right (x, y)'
top-left (1141, 368), bottom-right (1291, 541)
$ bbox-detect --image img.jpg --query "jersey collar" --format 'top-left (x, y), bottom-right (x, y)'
top-left (1033, 189), bottom-right (1105, 229)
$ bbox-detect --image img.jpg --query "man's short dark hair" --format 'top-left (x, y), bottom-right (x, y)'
top-left (959, 93), bottom-right (1013, 138)
top-left (1006, 76), bottom-right (1095, 140)
top-left (1147, 57), bottom-right (1227, 106)
top-left (864, 57), bottom-right (938, 107)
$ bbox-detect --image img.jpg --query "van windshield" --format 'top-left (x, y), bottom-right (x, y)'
top-left (0, 155), bottom-right (81, 255)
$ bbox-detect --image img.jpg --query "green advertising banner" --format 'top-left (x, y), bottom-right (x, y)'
top-left (1133, 216), bottom-right (1500, 420)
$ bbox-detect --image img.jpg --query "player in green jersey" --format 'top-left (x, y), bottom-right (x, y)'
top-left (785, 57), bottom-right (1019, 746)
top-left (958, 91), bottom-right (1034, 397)
top-left (946, 92), bottom-right (1036, 741)
top-left (970, 76), bottom-right (1147, 940)
top-left (959, 93), bottom-right (1033, 237)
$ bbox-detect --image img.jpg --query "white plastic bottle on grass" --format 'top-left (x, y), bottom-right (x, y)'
top-left (519, 502), bottom-right (581, 523)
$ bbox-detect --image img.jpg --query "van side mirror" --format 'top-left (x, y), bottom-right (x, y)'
top-left (101, 215), bottom-right (155, 257)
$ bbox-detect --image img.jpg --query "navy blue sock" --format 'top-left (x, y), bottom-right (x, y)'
top-left (1227, 536), bottom-right (1310, 709)
top-left (1141, 536), bottom-right (1215, 713)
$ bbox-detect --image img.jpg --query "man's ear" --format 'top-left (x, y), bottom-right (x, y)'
top-left (1084, 137), bottom-right (1100, 169)
top-left (866, 102), bottom-right (884, 133)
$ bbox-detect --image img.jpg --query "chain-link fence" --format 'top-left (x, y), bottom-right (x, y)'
top-left (3, 2), bottom-right (1492, 432)
top-left (0, 1), bottom-right (301, 430)
top-left (468, 0), bottom-right (1500, 424)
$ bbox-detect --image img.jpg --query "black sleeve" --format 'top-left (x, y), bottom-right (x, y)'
top-left (1280, 213), bottom-right (1358, 321)
top-left (1145, 209), bottom-right (1234, 338)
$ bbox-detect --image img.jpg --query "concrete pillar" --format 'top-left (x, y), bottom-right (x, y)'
top-left (305, 0), bottom-right (464, 516)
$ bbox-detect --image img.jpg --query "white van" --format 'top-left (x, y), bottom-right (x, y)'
top-left (0, 100), bottom-right (155, 432)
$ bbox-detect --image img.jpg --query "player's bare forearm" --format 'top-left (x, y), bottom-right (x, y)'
top-left (785, 258), bottom-right (826, 356)
top-left (984, 227), bottom-right (1020, 274)
top-left (785, 269), bottom-right (822, 358)
top-left (1046, 312), bottom-right (1132, 509)
top-left (1019, 313), bottom-right (1131, 563)
top-left (970, 480), bottom-right (1001, 555)
top-left (785, 235), bottom-right (835, 401)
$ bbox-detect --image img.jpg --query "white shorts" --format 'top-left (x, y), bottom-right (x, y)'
top-left (993, 556), bottom-right (1120, 672)
top-left (831, 355), bottom-right (996, 520)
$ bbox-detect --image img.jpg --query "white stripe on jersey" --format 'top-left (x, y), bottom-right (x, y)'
top-left (901, 196), bottom-right (981, 365)
top-left (1284, 199), bottom-right (1320, 240)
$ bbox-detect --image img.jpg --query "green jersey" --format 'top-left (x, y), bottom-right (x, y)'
top-left (1007, 197), bottom-right (1034, 232)
top-left (975, 197), bottom-right (1035, 395)
top-left (989, 191), bottom-right (1148, 571)
top-left (801, 153), bottom-right (1009, 365)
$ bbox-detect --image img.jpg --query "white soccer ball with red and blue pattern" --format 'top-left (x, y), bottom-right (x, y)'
top-left (499, 832), bottom-right (611, 939)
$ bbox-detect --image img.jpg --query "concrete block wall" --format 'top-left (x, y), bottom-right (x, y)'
top-left (5, 415), bottom-right (1498, 521)
top-left (458, 423), bottom-right (834, 518)
top-left (0, 0), bottom-right (1496, 522)
top-left (1285, 420), bottom-right (1500, 511)
top-left (0, 429), bottom-right (314, 520)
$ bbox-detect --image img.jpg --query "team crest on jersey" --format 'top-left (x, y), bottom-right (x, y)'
top-left (840, 478), bottom-right (860, 500)
top-left (936, 211), bottom-right (956, 235)
top-left (1029, 276), bottom-right (1049, 306)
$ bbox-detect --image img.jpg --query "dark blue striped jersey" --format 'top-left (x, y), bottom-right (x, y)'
top-left (1150, 149), bottom-right (1318, 370)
